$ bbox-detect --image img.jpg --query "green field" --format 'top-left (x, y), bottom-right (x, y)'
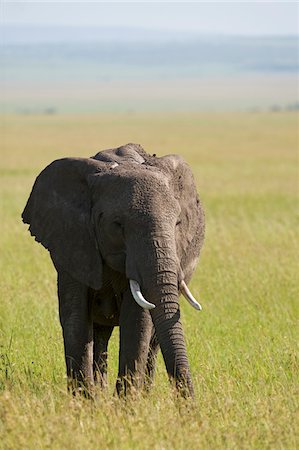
top-left (0, 112), bottom-right (298, 449)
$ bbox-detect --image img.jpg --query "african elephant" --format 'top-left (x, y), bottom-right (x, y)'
top-left (22, 143), bottom-right (205, 397)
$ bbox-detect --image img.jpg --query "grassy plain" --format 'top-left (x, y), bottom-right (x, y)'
top-left (0, 112), bottom-right (298, 449)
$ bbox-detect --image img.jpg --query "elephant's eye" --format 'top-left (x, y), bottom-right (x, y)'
top-left (176, 219), bottom-right (182, 226)
top-left (112, 220), bottom-right (124, 234)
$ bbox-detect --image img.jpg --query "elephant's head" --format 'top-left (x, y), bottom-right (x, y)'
top-left (22, 143), bottom-right (205, 396)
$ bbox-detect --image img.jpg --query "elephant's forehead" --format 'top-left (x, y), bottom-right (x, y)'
top-left (94, 165), bottom-right (178, 215)
top-left (109, 165), bottom-right (170, 191)
top-left (119, 169), bottom-right (179, 216)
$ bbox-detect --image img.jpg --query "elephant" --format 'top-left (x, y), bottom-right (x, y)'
top-left (22, 143), bottom-right (205, 398)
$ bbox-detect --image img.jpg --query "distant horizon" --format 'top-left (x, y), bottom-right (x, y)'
top-left (3, 22), bottom-right (299, 35)
top-left (2, 23), bottom-right (298, 46)
top-left (1, 31), bottom-right (297, 114)
top-left (2, 3), bottom-right (297, 115)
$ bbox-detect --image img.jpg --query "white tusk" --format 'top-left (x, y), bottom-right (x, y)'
top-left (129, 280), bottom-right (156, 310)
top-left (180, 280), bottom-right (202, 311)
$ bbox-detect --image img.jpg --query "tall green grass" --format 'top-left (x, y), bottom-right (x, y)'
top-left (0, 112), bottom-right (298, 449)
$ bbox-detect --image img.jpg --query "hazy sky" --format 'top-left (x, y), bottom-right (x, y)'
top-left (2, 1), bottom-right (298, 35)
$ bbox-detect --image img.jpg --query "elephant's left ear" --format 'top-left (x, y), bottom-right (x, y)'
top-left (22, 157), bottom-right (106, 290)
top-left (155, 155), bottom-right (205, 282)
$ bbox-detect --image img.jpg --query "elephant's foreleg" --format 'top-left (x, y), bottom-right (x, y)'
top-left (116, 289), bottom-right (152, 396)
top-left (144, 331), bottom-right (160, 391)
top-left (93, 324), bottom-right (114, 388)
top-left (58, 270), bottom-right (94, 396)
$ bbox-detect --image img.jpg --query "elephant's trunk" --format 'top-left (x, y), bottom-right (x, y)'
top-left (127, 231), bottom-right (194, 397)
top-left (149, 272), bottom-right (194, 397)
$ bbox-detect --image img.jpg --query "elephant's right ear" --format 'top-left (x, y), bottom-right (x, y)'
top-left (22, 157), bottom-right (105, 290)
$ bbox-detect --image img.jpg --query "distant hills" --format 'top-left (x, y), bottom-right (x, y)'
top-left (2, 24), bottom-right (226, 44)
top-left (2, 24), bottom-right (298, 45)
top-left (1, 25), bottom-right (298, 75)
top-left (1, 25), bottom-right (298, 113)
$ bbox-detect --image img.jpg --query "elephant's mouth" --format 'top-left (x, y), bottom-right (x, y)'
top-left (129, 279), bottom-right (202, 311)
top-left (104, 253), bottom-right (202, 311)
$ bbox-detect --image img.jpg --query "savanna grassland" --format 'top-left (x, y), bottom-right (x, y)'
top-left (0, 112), bottom-right (298, 449)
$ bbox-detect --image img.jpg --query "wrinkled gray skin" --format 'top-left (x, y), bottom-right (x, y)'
top-left (22, 143), bottom-right (205, 397)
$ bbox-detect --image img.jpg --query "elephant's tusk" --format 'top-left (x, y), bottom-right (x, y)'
top-left (180, 281), bottom-right (202, 311)
top-left (129, 280), bottom-right (156, 310)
